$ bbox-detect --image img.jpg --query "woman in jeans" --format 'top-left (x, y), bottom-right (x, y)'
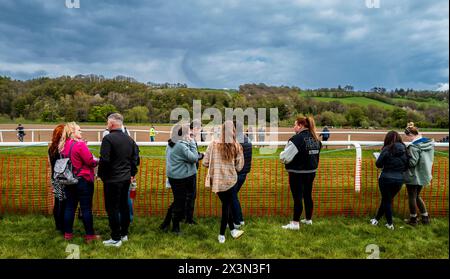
top-left (59, 122), bottom-right (100, 242)
top-left (48, 124), bottom-right (66, 233)
top-left (203, 120), bottom-right (244, 243)
top-left (371, 131), bottom-right (408, 230)
top-left (403, 122), bottom-right (434, 225)
top-left (280, 116), bottom-right (322, 230)
top-left (160, 124), bottom-right (199, 234)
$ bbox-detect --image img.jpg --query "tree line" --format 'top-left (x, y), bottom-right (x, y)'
top-left (0, 76), bottom-right (448, 128)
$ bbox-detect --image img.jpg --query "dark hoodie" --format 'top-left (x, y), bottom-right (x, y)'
top-left (376, 142), bottom-right (408, 180)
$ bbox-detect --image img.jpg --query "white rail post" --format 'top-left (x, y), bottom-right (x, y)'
top-left (32, 130), bottom-right (35, 142)
top-left (353, 142), bottom-right (362, 193)
top-left (347, 134), bottom-right (351, 149)
top-left (0, 131), bottom-right (3, 142)
top-left (98, 131), bottom-right (101, 142)
top-left (134, 131), bottom-right (137, 141)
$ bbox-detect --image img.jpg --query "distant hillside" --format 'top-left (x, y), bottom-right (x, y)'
top-left (0, 76), bottom-right (448, 128)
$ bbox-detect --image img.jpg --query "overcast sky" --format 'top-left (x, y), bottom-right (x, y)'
top-left (0, 0), bottom-right (448, 91)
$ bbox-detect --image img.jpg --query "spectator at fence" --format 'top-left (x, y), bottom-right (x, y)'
top-left (319, 126), bottom-right (330, 149)
top-left (99, 113), bottom-right (139, 247)
top-left (231, 121), bottom-right (252, 228)
top-left (247, 126), bottom-right (254, 142)
top-left (280, 116), bottom-right (322, 230)
top-left (58, 122), bottom-right (100, 242)
top-left (48, 124), bottom-right (66, 234)
top-left (159, 123), bottom-right (198, 234)
top-left (184, 121), bottom-right (204, 224)
top-left (203, 120), bottom-right (244, 243)
top-left (403, 122), bottom-right (434, 226)
top-left (258, 126), bottom-right (265, 142)
top-left (15, 124), bottom-right (25, 142)
top-left (370, 131), bottom-right (408, 230)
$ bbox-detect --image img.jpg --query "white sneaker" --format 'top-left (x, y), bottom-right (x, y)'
top-left (218, 235), bottom-right (226, 243)
top-left (281, 221), bottom-right (300, 230)
top-left (121, 235), bottom-right (128, 242)
top-left (300, 219), bottom-right (313, 225)
top-left (103, 239), bottom-right (122, 247)
top-left (230, 229), bottom-right (244, 239)
top-left (233, 223), bottom-right (241, 229)
top-left (385, 224), bottom-right (394, 230)
top-left (370, 219), bottom-right (379, 226)
top-left (240, 221), bottom-right (245, 226)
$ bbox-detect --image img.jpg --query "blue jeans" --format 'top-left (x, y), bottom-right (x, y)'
top-left (231, 173), bottom-right (248, 224)
top-left (150, 136), bottom-right (155, 142)
top-left (128, 188), bottom-right (134, 222)
top-left (63, 178), bottom-right (95, 235)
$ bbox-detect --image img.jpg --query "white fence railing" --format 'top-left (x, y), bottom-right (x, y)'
top-left (0, 128), bottom-right (448, 142)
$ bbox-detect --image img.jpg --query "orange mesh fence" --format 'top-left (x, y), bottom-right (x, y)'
top-left (0, 156), bottom-right (448, 217)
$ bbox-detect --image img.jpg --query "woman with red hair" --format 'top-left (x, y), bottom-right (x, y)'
top-left (48, 124), bottom-right (66, 233)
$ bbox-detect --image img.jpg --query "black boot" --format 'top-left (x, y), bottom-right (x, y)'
top-left (171, 220), bottom-right (181, 234)
top-left (421, 215), bottom-right (431, 225)
top-left (405, 216), bottom-right (418, 226)
top-left (159, 210), bottom-right (172, 232)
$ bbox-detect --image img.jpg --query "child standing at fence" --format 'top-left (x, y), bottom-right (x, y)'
top-left (203, 120), bottom-right (244, 243)
top-left (370, 131), bottom-right (408, 230)
top-left (48, 124), bottom-right (66, 233)
top-left (160, 124), bottom-right (199, 234)
top-left (59, 122), bottom-right (101, 242)
top-left (403, 122), bottom-right (434, 225)
top-left (280, 116), bottom-right (322, 230)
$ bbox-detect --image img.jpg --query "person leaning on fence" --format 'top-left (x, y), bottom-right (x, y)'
top-left (231, 120), bottom-right (252, 228)
top-left (370, 131), bottom-right (409, 230)
top-left (149, 125), bottom-right (157, 142)
top-left (98, 113), bottom-right (140, 247)
top-left (203, 120), bottom-right (245, 244)
top-left (58, 122), bottom-right (101, 242)
top-left (280, 116), bottom-right (322, 230)
top-left (48, 124), bottom-right (66, 234)
top-left (403, 122), bottom-right (434, 226)
top-left (159, 123), bottom-right (199, 234)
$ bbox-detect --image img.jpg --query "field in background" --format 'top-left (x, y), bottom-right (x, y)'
top-left (0, 215), bottom-right (447, 259)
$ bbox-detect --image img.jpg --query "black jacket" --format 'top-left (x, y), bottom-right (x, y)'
top-left (376, 142), bottom-right (408, 180)
top-left (285, 130), bottom-right (322, 173)
top-left (238, 135), bottom-right (252, 175)
top-left (98, 129), bottom-right (140, 183)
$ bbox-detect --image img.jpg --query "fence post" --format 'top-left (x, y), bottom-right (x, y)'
top-left (32, 130), bottom-right (35, 142)
top-left (0, 131), bottom-right (3, 142)
top-left (134, 131), bottom-right (137, 141)
top-left (347, 134), bottom-right (351, 149)
top-left (353, 142), bottom-right (362, 193)
top-left (98, 131), bottom-right (101, 142)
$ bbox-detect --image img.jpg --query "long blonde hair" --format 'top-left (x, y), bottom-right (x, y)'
top-left (297, 116), bottom-right (320, 141)
top-left (217, 120), bottom-right (242, 162)
top-left (58, 122), bottom-right (78, 152)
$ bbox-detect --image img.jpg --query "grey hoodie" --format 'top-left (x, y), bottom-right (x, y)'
top-left (166, 139), bottom-right (199, 179)
top-left (404, 138), bottom-right (434, 187)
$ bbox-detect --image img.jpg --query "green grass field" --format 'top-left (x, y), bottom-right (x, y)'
top-left (0, 214), bottom-right (447, 259)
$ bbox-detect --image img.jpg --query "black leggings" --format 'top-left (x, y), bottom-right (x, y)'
top-left (375, 177), bottom-right (403, 225)
top-left (217, 188), bottom-right (235, 235)
top-left (406, 185), bottom-right (428, 215)
top-left (288, 172), bottom-right (316, 222)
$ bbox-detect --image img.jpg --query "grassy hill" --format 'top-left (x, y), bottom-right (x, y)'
top-left (299, 93), bottom-right (397, 110)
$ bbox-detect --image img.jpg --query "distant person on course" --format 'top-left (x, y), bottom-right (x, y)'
top-left (319, 126), bottom-right (330, 149)
top-left (149, 126), bottom-right (157, 142)
top-left (16, 124), bottom-right (25, 142)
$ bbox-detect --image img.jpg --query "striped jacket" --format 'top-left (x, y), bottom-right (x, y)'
top-left (202, 141), bottom-right (244, 193)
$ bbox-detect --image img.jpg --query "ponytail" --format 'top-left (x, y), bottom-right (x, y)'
top-left (296, 116), bottom-right (320, 141)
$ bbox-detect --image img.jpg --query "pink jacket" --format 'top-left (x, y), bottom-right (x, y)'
top-left (62, 139), bottom-right (98, 182)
